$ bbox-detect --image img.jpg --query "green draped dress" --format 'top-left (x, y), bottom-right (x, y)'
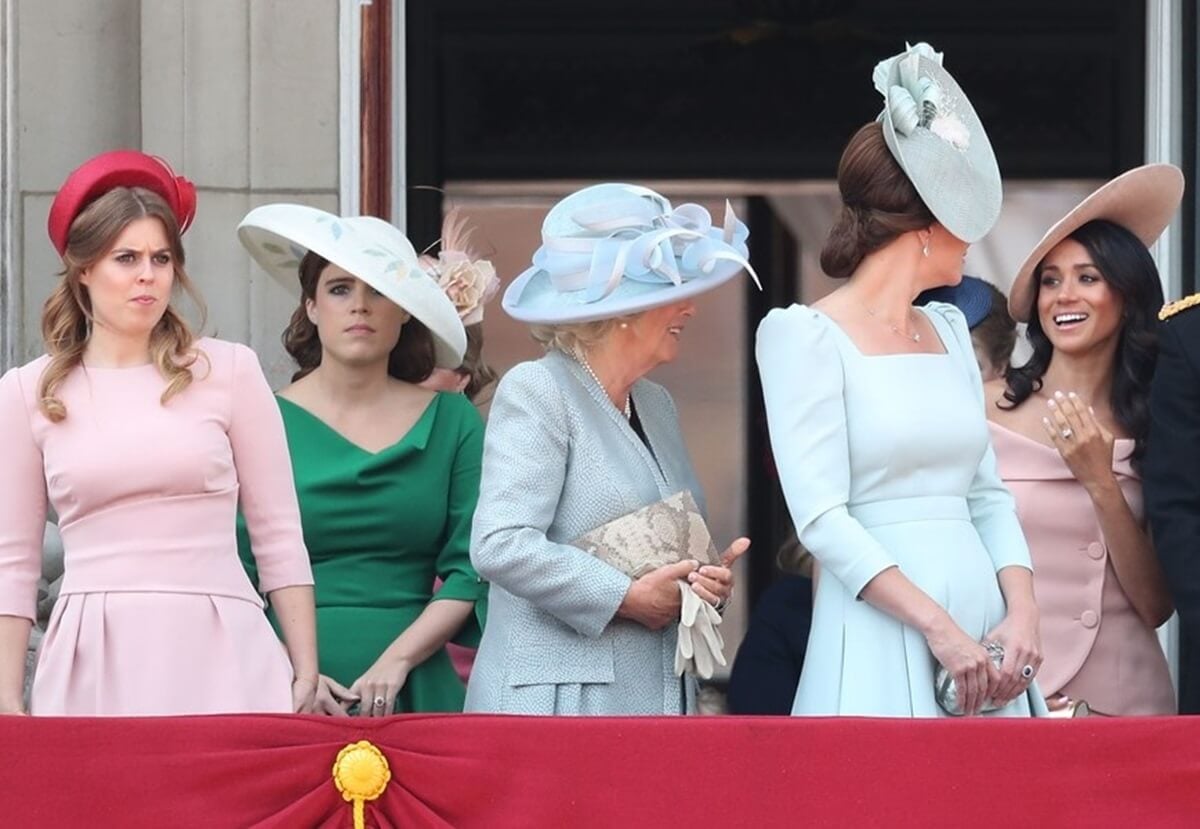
top-left (238, 391), bottom-right (486, 713)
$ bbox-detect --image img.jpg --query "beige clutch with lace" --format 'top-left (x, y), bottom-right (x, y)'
top-left (571, 491), bottom-right (721, 578)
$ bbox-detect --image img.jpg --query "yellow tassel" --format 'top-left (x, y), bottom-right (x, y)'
top-left (332, 740), bottom-right (391, 829)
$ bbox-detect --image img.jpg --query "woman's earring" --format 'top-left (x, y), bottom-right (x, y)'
top-left (619, 322), bottom-right (629, 329)
top-left (922, 238), bottom-right (931, 257)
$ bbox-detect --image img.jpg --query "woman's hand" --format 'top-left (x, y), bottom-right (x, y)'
top-left (924, 615), bottom-right (1000, 716)
top-left (313, 674), bottom-right (358, 717)
top-left (1043, 391), bottom-right (1116, 496)
top-left (687, 537), bottom-right (750, 608)
top-left (291, 675), bottom-right (318, 714)
top-left (349, 656), bottom-right (413, 717)
top-left (617, 559), bottom-right (699, 630)
top-left (984, 604), bottom-right (1043, 707)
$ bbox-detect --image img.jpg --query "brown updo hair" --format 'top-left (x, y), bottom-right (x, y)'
top-left (282, 251), bottom-right (436, 383)
top-left (820, 122), bottom-right (936, 279)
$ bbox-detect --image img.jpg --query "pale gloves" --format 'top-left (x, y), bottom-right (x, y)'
top-left (673, 581), bottom-right (726, 679)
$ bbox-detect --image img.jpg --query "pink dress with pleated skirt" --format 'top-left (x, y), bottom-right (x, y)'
top-left (0, 338), bottom-right (313, 716)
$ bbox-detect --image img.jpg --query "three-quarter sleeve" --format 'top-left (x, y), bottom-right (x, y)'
top-left (470, 361), bottom-right (633, 638)
top-left (227, 344), bottom-right (313, 593)
top-left (755, 305), bottom-right (898, 597)
top-left (0, 368), bottom-right (48, 621)
top-left (431, 397), bottom-right (487, 646)
top-left (930, 303), bottom-right (1032, 573)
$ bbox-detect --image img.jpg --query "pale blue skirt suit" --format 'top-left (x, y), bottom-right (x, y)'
top-left (757, 301), bottom-right (1045, 717)
top-left (465, 350), bottom-right (703, 715)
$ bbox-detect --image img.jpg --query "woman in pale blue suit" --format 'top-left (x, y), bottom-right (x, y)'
top-left (757, 43), bottom-right (1046, 717)
top-left (465, 184), bottom-right (755, 715)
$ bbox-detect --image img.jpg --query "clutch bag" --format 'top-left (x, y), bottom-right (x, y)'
top-left (571, 491), bottom-right (721, 578)
top-left (934, 641), bottom-right (1006, 716)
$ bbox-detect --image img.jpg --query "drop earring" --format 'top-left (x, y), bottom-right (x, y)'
top-left (922, 237), bottom-right (931, 257)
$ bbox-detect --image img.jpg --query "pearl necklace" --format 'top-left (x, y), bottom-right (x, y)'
top-left (862, 302), bottom-right (921, 343)
top-left (575, 352), bottom-right (632, 419)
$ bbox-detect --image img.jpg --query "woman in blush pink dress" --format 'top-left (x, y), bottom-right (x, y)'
top-left (986, 166), bottom-right (1181, 715)
top-left (0, 151), bottom-right (318, 716)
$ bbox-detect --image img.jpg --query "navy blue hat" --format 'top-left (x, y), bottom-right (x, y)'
top-left (916, 275), bottom-right (994, 329)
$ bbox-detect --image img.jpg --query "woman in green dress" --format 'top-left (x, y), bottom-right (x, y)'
top-left (235, 205), bottom-right (486, 715)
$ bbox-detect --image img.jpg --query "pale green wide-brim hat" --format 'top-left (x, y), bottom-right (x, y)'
top-left (874, 42), bottom-right (1002, 244)
top-left (503, 183), bottom-right (760, 325)
top-left (1007, 164), bottom-right (1184, 322)
top-left (238, 204), bottom-right (467, 368)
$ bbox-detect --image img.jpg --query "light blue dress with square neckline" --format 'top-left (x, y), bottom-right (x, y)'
top-left (756, 301), bottom-right (1046, 717)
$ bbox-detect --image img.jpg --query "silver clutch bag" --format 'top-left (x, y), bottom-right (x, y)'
top-left (571, 491), bottom-right (721, 578)
top-left (934, 641), bottom-right (1006, 716)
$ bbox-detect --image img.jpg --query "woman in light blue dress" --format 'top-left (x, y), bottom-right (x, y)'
top-left (757, 43), bottom-right (1046, 717)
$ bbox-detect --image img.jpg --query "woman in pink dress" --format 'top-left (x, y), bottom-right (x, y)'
top-left (0, 151), bottom-right (318, 716)
top-left (985, 166), bottom-right (1181, 715)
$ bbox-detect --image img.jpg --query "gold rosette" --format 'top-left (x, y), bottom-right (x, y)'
top-left (332, 740), bottom-right (391, 829)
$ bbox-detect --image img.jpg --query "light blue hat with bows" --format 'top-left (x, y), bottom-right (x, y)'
top-left (502, 183), bottom-right (760, 324)
top-left (874, 43), bottom-right (1002, 244)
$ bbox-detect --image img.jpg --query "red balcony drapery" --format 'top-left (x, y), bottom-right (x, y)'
top-left (2, 714), bottom-right (1197, 827)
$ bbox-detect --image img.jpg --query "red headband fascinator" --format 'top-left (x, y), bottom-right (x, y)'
top-left (47, 150), bottom-right (197, 256)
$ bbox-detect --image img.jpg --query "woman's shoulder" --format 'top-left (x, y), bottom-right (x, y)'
top-left (494, 354), bottom-right (574, 406)
top-left (919, 299), bottom-right (972, 342)
top-left (429, 388), bottom-right (484, 431)
top-left (755, 304), bottom-right (843, 370)
top-left (0, 355), bottom-right (51, 408)
top-left (756, 303), bottom-right (828, 339)
top-left (190, 337), bottom-right (267, 384)
top-left (193, 336), bottom-right (252, 364)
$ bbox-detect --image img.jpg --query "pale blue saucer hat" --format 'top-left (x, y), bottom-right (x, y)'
top-left (502, 183), bottom-right (760, 324)
top-left (874, 42), bottom-right (1002, 244)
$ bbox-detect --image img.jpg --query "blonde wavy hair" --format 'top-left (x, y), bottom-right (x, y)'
top-left (39, 186), bottom-right (207, 422)
top-left (528, 317), bottom-right (629, 356)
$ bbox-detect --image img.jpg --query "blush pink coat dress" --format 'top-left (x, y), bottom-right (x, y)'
top-left (990, 423), bottom-right (1175, 715)
top-left (0, 338), bottom-right (314, 716)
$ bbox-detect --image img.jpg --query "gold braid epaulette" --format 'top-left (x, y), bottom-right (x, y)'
top-left (1159, 293), bottom-right (1200, 321)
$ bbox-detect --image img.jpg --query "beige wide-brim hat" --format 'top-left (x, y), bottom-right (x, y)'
top-left (1008, 164), bottom-right (1185, 322)
top-left (238, 204), bottom-right (467, 368)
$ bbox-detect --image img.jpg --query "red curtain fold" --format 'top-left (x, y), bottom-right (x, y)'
top-left (2, 714), bottom-right (1197, 827)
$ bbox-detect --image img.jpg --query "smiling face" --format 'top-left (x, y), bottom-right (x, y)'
top-left (1035, 237), bottom-right (1125, 355)
top-left (306, 264), bottom-right (410, 368)
top-left (623, 299), bottom-right (697, 369)
top-left (78, 216), bottom-right (175, 339)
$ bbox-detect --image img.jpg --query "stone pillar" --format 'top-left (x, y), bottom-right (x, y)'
top-left (141, 0), bottom-right (340, 386)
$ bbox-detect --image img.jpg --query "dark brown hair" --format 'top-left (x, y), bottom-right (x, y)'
top-left (972, 281), bottom-right (1017, 371)
top-left (1000, 220), bottom-right (1164, 469)
top-left (820, 122), bottom-right (935, 279)
top-left (460, 323), bottom-right (498, 402)
top-left (282, 251), bottom-right (436, 383)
